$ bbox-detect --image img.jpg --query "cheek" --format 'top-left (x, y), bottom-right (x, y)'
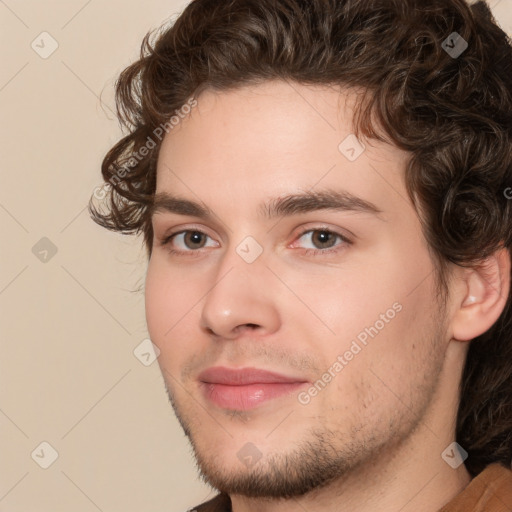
top-left (284, 267), bottom-right (401, 342)
top-left (291, 248), bottom-right (438, 373)
top-left (144, 261), bottom-right (167, 338)
top-left (287, 241), bottom-right (426, 335)
top-left (144, 259), bottom-right (197, 352)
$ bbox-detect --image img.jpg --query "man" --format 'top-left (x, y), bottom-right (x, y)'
top-left (89, 0), bottom-right (512, 510)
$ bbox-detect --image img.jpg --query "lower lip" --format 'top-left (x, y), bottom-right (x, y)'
top-left (200, 382), bottom-right (308, 410)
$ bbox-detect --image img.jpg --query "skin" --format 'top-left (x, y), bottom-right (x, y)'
top-left (144, 80), bottom-right (510, 512)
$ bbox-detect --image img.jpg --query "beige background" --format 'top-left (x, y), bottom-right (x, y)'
top-left (1, 1), bottom-right (511, 511)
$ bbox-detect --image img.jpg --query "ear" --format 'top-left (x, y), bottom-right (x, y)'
top-left (451, 247), bottom-right (511, 342)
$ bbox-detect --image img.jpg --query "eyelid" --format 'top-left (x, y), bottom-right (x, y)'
top-left (289, 226), bottom-right (352, 252)
top-left (159, 225), bottom-right (220, 249)
top-left (291, 224), bottom-right (353, 244)
top-left (159, 223), bottom-right (219, 242)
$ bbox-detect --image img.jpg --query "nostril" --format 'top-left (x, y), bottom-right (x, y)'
top-left (236, 323), bottom-right (260, 333)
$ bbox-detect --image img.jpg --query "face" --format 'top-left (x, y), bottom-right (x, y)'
top-left (145, 81), bottom-right (450, 498)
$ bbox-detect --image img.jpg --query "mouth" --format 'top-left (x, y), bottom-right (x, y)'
top-left (198, 366), bottom-right (310, 411)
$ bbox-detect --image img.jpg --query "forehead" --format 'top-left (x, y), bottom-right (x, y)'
top-left (155, 81), bottom-right (411, 217)
top-left (158, 81), bottom-right (357, 166)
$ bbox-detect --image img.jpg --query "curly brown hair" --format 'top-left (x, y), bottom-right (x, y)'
top-left (88, 0), bottom-right (512, 477)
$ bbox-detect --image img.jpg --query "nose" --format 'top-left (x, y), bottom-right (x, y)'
top-left (199, 247), bottom-right (281, 340)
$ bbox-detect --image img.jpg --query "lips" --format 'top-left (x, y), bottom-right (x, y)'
top-left (198, 366), bottom-right (309, 410)
top-left (198, 366), bottom-right (306, 385)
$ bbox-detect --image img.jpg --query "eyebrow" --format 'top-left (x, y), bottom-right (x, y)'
top-left (149, 189), bottom-right (382, 221)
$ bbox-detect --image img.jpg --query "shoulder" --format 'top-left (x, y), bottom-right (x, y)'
top-left (438, 463), bottom-right (512, 512)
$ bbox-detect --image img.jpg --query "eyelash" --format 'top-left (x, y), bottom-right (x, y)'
top-left (158, 227), bottom-right (352, 258)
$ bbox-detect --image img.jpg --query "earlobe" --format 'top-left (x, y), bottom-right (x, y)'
top-left (451, 247), bottom-right (511, 342)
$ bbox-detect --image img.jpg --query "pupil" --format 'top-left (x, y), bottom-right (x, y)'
top-left (314, 231), bottom-right (334, 248)
top-left (187, 232), bottom-right (204, 247)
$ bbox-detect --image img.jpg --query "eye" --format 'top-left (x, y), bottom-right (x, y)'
top-left (292, 228), bottom-right (351, 256)
top-left (159, 229), bottom-right (218, 256)
top-left (158, 226), bottom-right (352, 258)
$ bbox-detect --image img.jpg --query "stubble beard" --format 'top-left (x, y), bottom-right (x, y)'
top-left (162, 322), bottom-right (447, 500)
